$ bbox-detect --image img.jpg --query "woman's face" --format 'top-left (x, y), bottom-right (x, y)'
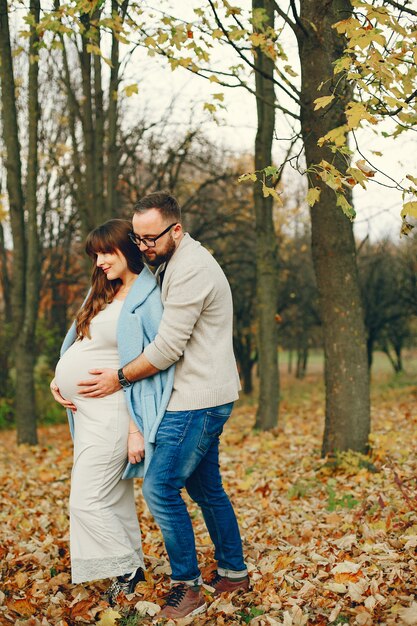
top-left (96, 249), bottom-right (128, 281)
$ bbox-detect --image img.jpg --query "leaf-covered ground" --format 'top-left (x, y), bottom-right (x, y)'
top-left (1, 374), bottom-right (417, 626)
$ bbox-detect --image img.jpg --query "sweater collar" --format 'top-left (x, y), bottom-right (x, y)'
top-left (165, 233), bottom-right (198, 273)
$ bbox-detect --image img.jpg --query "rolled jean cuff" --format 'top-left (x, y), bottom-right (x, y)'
top-left (171, 575), bottom-right (203, 587)
top-left (218, 567), bottom-right (248, 579)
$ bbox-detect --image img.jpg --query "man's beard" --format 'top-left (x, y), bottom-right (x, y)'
top-left (142, 235), bottom-right (176, 267)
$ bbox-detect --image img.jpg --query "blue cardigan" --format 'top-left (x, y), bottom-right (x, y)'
top-left (60, 265), bottom-right (174, 479)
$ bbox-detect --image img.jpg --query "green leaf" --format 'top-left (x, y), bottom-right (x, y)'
top-left (263, 165), bottom-right (279, 178)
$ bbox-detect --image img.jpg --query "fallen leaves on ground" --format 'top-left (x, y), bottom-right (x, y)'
top-left (1, 378), bottom-right (417, 625)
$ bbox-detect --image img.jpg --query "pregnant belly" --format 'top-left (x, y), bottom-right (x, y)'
top-left (55, 353), bottom-right (92, 401)
top-left (55, 343), bottom-right (120, 402)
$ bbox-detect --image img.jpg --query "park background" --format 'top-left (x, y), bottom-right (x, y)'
top-left (1, 0), bottom-right (417, 624)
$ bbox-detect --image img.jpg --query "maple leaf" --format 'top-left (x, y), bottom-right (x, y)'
top-left (313, 94), bottom-right (335, 110)
top-left (401, 201), bottom-right (417, 220)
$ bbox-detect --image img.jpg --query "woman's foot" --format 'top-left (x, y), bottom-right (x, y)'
top-left (106, 567), bottom-right (146, 605)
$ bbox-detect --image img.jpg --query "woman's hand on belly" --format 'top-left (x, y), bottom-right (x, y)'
top-left (50, 378), bottom-right (77, 411)
top-left (128, 431), bottom-right (145, 464)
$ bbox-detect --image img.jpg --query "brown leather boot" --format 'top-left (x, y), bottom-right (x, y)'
top-left (158, 582), bottom-right (206, 619)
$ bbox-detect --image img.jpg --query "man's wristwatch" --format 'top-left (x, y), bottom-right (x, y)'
top-left (117, 368), bottom-right (132, 388)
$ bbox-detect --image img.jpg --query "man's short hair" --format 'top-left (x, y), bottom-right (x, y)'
top-left (134, 191), bottom-right (181, 222)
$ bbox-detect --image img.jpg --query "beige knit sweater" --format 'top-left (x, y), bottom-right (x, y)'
top-left (143, 233), bottom-right (241, 410)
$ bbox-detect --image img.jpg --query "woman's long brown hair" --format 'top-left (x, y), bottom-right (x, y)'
top-left (75, 219), bottom-right (143, 339)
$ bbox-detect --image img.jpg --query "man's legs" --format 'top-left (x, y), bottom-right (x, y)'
top-left (185, 408), bottom-right (246, 574)
top-left (142, 402), bottom-right (247, 614)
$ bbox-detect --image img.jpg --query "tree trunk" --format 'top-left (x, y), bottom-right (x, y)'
top-left (296, 346), bottom-right (308, 379)
top-left (14, 0), bottom-right (41, 445)
top-left (106, 0), bottom-right (126, 218)
top-left (0, 219), bottom-right (12, 322)
top-left (92, 14), bottom-right (105, 223)
top-left (253, 0), bottom-right (279, 430)
top-left (298, 0), bottom-right (370, 454)
top-left (0, 0), bottom-right (40, 444)
top-left (367, 336), bottom-right (374, 370)
top-left (234, 334), bottom-right (254, 395)
top-left (79, 12), bottom-right (96, 232)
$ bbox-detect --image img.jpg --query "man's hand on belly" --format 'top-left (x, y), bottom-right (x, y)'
top-left (77, 368), bottom-right (120, 398)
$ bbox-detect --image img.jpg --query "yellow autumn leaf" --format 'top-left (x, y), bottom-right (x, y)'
top-left (249, 32), bottom-right (265, 47)
top-left (406, 174), bottom-right (417, 186)
top-left (336, 193), bottom-right (356, 220)
top-left (96, 608), bottom-right (122, 626)
top-left (212, 29), bottom-right (223, 39)
top-left (124, 84), bottom-right (138, 97)
top-left (204, 102), bottom-right (216, 113)
top-left (306, 187), bottom-right (321, 207)
top-left (262, 183), bottom-right (283, 205)
top-left (213, 93), bottom-right (224, 101)
top-left (0, 195), bottom-right (8, 221)
top-left (238, 172), bottom-right (257, 183)
top-left (345, 166), bottom-right (368, 188)
top-left (385, 96), bottom-right (403, 109)
top-left (345, 102), bottom-right (377, 129)
top-left (317, 125), bottom-right (348, 147)
top-left (401, 201), bottom-right (417, 220)
top-left (284, 64), bottom-right (298, 77)
top-left (314, 94), bottom-right (335, 110)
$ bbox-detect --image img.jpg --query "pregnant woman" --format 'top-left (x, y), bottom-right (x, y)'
top-left (50, 218), bottom-right (173, 604)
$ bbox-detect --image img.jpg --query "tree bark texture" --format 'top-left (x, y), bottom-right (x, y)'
top-left (253, 0), bottom-right (280, 430)
top-left (298, 0), bottom-right (370, 454)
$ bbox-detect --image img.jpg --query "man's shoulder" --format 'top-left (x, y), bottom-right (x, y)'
top-left (171, 234), bottom-right (220, 269)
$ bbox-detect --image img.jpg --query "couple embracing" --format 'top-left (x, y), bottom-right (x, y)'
top-left (50, 192), bottom-right (249, 620)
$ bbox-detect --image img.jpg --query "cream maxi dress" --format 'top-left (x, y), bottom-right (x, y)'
top-left (55, 299), bottom-right (144, 584)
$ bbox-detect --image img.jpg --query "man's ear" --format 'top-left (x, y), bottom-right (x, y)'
top-left (172, 223), bottom-right (183, 240)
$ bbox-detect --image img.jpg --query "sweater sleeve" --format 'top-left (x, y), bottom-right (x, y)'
top-left (144, 264), bottom-right (214, 370)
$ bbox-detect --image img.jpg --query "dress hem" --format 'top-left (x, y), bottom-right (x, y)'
top-left (71, 549), bottom-right (144, 584)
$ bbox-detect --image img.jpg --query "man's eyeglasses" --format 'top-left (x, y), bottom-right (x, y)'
top-left (128, 223), bottom-right (177, 248)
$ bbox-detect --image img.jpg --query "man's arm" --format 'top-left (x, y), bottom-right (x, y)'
top-left (78, 354), bottom-right (159, 398)
top-left (78, 263), bottom-right (213, 397)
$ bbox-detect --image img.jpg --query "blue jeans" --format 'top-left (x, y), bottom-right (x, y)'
top-left (142, 402), bottom-right (246, 582)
